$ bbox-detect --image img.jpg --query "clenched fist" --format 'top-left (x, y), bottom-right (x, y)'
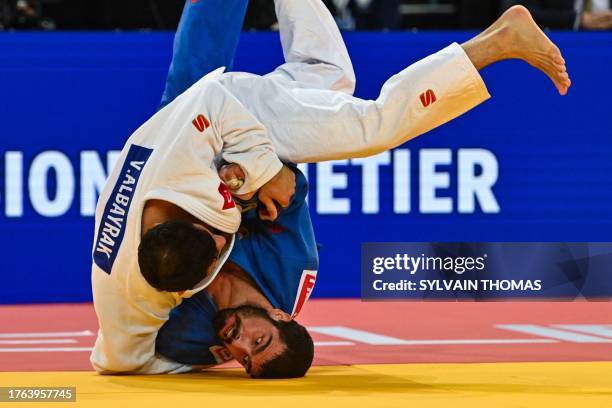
top-left (258, 165), bottom-right (295, 221)
top-left (219, 163), bottom-right (295, 221)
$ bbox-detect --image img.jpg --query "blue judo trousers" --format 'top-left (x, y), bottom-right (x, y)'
top-left (155, 0), bottom-right (319, 366)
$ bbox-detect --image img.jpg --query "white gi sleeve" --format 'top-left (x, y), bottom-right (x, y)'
top-left (208, 81), bottom-right (283, 195)
top-left (263, 42), bottom-right (491, 163)
top-left (268, 0), bottom-right (356, 95)
top-left (92, 332), bottom-right (193, 375)
top-left (90, 274), bottom-right (193, 375)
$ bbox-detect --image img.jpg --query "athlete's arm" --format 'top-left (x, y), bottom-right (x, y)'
top-left (90, 278), bottom-right (192, 375)
top-left (206, 81), bottom-right (285, 197)
top-left (92, 330), bottom-right (191, 375)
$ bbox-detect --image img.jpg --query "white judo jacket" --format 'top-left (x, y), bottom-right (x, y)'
top-left (91, 77), bottom-right (282, 374)
top-left (91, 0), bottom-right (490, 375)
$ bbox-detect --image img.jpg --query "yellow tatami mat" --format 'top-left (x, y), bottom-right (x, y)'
top-left (1, 362), bottom-right (611, 408)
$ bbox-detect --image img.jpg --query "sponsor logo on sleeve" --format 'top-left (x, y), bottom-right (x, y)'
top-left (192, 114), bottom-right (210, 133)
top-left (419, 89), bottom-right (437, 108)
top-left (291, 270), bottom-right (318, 318)
top-left (93, 144), bottom-right (153, 274)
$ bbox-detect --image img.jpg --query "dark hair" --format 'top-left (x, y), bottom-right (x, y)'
top-left (254, 319), bottom-right (314, 379)
top-left (138, 220), bottom-right (217, 292)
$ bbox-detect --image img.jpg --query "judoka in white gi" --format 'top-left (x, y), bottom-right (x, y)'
top-left (91, 0), bottom-right (570, 375)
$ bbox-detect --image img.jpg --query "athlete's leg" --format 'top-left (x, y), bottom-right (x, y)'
top-left (246, 5), bottom-right (570, 163)
top-left (267, 0), bottom-right (356, 94)
top-left (159, 0), bottom-right (249, 108)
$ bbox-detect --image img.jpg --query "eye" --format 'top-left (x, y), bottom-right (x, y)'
top-left (255, 336), bottom-right (263, 345)
top-left (242, 355), bottom-right (249, 365)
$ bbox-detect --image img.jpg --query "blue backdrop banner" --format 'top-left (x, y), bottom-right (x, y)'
top-left (0, 31), bottom-right (611, 303)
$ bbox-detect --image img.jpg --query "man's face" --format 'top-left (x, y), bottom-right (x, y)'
top-left (213, 305), bottom-right (288, 376)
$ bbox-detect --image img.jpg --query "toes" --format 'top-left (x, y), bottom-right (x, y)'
top-left (556, 78), bottom-right (571, 96)
top-left (553, 54), bottom-right (566, 65)
top-left (549, 69), bottom-right (570, 96)
top-left (557, 82), bottom-right (568, 96)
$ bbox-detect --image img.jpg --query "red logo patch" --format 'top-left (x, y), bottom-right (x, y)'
top-left (218, 183), bottom-right (236, 210)
top-left (209, 345), bottom-right (233, 364)
top-left (419, 89), bottom-right (437, 108)
top-left (291, 270), bottom-right (317, 318)
top-left (192, 114), bottom-right (210, 133)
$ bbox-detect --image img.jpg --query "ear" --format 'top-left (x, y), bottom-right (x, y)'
top-left (205, 259), bottom-right (218, 277)
top-left (269, 308), bottom-right (292, 322)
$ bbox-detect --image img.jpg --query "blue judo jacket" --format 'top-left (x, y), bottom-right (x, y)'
top-left (155, 167), bottom-right (319, 366)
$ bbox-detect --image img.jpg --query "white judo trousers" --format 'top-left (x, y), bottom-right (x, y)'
top-left (219, 0), bottom-right (491, 163)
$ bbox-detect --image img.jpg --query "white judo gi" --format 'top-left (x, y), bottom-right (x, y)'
top-left (91, 0), bottom-right (490, 375)
top-left (90, 78), bottom-right (283, 374)
top-left (220, 0), bottom-right (490, 163)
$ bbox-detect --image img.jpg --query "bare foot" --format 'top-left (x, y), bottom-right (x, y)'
top-left (464, 5), bottom-right (571, 95)
top-left (501, 6), bottom-right (571, 95)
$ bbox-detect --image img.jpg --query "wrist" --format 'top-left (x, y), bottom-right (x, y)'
top-left (234, 157), bottom-right (283, 196)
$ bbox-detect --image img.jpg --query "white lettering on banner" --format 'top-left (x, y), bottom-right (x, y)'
top-left (393, 149), bottom-right (410, 214)
top-left (353, 152), bottom-right (391, 214)
top-left (458, 149), bottom-right (500, 213)
top-left (0, 148), bottom-right (500, 218)
top-left (420, 149), bottom-right (453, 214)
top-left (28, 151), bottom-right (75, 217)
top-left (5, 152), bottom-right (23, 217)
top-left (313, 148), bottom-right (499, 215)
top-left (1, 150), bottom-right (119, 218)
top-left (316, 160), bottom-right (350, 214)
